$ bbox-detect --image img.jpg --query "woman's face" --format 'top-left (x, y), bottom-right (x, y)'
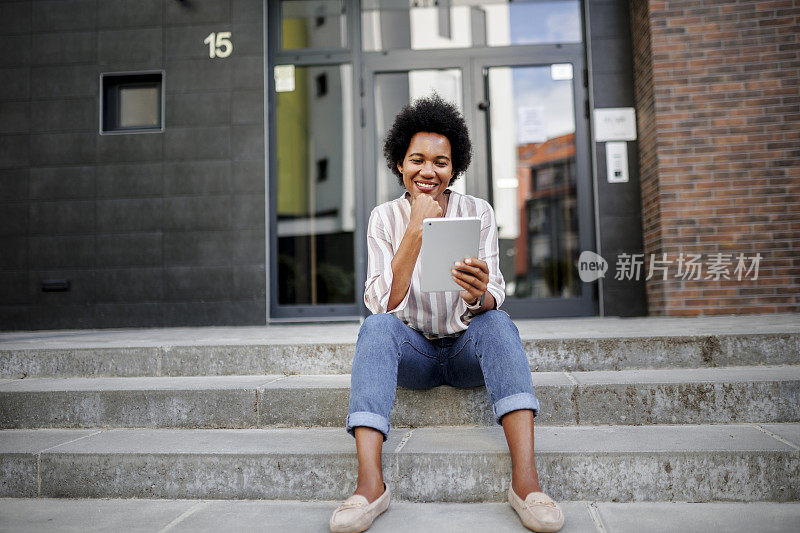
top-left (397, 132), bottom-right (453, 203)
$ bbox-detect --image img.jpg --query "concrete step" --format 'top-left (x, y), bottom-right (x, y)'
top-left (2, 424), bottom-right (798, 502)
top-left (1, 315), bottom-right (798, 378)
top-left (1, 366), bottom-right (798, 429)
top-left (2, 498), bottom-right (799, 533)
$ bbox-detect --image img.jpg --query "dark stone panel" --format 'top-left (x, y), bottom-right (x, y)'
top-left (95, 267), bottom-right (164, 302)
top-left (591, 37), bottom-right (633, 74)
top-left (231, 124), bottom-right (263, 161)
top-left (0, 35), bottom-right (31, 67)
top-left (232, 90), bottom-right (264, 124)
top-left (96, 198), bottom-right (163, 232)
top-left (0, 67), bottom-right (30, 100)
top-left (96, 233), bottom-right (162, 267)
top-left (0, 134), bottom-right (30, 168)
top-left (31, 0), bottom-right (97, 32)
top-left (28, 200), bottom-right (95, 235)
top-left (0, 305), bottom-right (30, 330)
top-left (28, 304), bottom-right (96, 330)
top-left (595, 150), bottom-right (642, 217)
top-left (165, 92), bottom-right (231, 127)
top-left (98, 0), bottom-right (163, 29)
top-left (599, 215), bottom-right (644, 256)
top-left (0, 101), bottom-right (29, 134)
top-left (0, 236), bottom-right (27, 270)
top-left (231, 194), bottom-right (264, 228)
top-left (30, 65), bottom-right (99, 99)
top-left (165, 24), bottom-right (221, 59)
top-left (29, 269), bottom-right (95, 305)
top-left (602, 284), bottom-right (648, 317)
top-left (31, 31), bottom-right (96, 65)
top-left (0, 3), bottom-right (31, 35)
top-left (98, 28), bottom-right (163, 68)
top-left (93, 302), bottom-right (161, 328)
top-left (165, 126), bottom-right (230, 161)
top-left (160, 299), bottom-right (265, 327)
top-left (30, 97), bottom-right (97, 133)
top-left (30, 166), bottom-right (96, 200)
top-left (230, 22), bottom-right (263, 57)
top-left (232, 227), bottom-right (265, 264)
top-left (163, 265), bottom-right (234, 300)
top-left (233, 0), bottom-right (262, 22)
top-left (0, 272), bottom-right (28, 305)
top-left (232, 264), bottom-right (265, 299)
top-left (96, 163), bottom-right (163, 198)
top-left (592, 72), bottom-right (634, 108)
top-left (29, 235), bottom-right (95, 269)
top-left (166, 0), bottom-right (231, 25)
top-left (165, 58), bottom-right (232, 92)
top-left (0, 203), bottom-right (26, 236)
top-left (232, 55), bottom-right (263, 90)
top-left (30, 133), bottom-right (97, 165)
top-left (162, 195), bottom-right (231, 231)
top-left (589, 0), bottom-right (631, 40)
top-left (96, 132), bottom-right (164, 163)
top-left (163, 230), bottom-right (233, 266)
top-left (163, 160), bottom-right (231, 195)
top-left (0, 168), bottom-right (28, 201)
top-left (232, 159), bottom-right (264, 193)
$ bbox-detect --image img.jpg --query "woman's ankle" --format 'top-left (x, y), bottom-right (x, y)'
top-left (354, 477), bottom-right (385, 503)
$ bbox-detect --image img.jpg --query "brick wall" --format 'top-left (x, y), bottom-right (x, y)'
top-left (0, 0), bottom-right (266, 330)
top-left (630, 0), bottom-right (799, 316)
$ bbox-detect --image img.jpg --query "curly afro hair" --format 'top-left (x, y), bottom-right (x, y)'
top-left (383, 93), bottom-right (472, 186)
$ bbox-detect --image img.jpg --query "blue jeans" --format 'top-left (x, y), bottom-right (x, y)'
top-left (346, 310), bottom-right (539, 440)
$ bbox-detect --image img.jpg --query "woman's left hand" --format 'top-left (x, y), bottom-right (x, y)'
top-left (452, 257), bottom-right (489, 306)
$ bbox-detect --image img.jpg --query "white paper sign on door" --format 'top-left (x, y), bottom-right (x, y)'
top-left (517, 106), bottom-right (547, 144)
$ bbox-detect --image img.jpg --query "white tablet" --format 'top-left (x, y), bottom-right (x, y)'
top-left (420, 217), bottom-right (481, 293)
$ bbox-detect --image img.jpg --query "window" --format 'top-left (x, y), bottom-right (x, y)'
top-left (101, 71), bottom-right (164, 134)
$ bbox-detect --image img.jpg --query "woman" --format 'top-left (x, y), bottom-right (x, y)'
top-left (329, 95), bottom-right (564, 533)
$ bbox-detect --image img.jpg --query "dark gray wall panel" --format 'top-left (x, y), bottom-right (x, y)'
top-left (162, 196), bottom-right (231, 231)
top-left (29, 200), bottom-right (95, 234)
top-left (231, 124), bottom-right (264, 161)
top-left (0, 35), bottom-right (31, 67)
top-left (29, 269), bottom-right (95, 305)
top-left (96, 198), bottom-right (163, 232)
top-left (0, 3), bottom-right (31, 35)
top-left (0, 272), bottom-right (29, 305)
top-left (163, 230), bottom-right (234, 266)
top-left (166, 24), bottom-right (221, 60)
top-left (28, 235), bottom-right (95, 269)
top-left (93, 302), bottom-right (162, 328)
top-left (98, 28), bottom-right (163, 68)
top-left (96, 233), bottom-right (162, 267)
top-left (232, 228), bottom-right (265, 264)
top-left (32, 0), bottom-right (97, 32)
top-left (95, 267), bottom-right (164, 302)
top-left (233, 0), bottom-right (262, 22)
top-left (98, 0), bottom-right (163, 29)
top-left (30, 65), bottom-right (98, 98)
top-left (165, 127), bottom-right (231, 161)
top-left (232, 264), bottom-right (266, 299)
top-left (231, 90), bottom-right (264, 124)
top-left (164, 266), bottom-right (234, 300)
top-left (231, 194), bottom-right (264, 228)
top-left (163, 161), bottom-right (231, 195)
top-left (0, 135), bottom-right (30, 168)
top-left (0, 168), bottom-right (29, 202)
top-left (0, 203), bottom-right (27, 236)
top-left (0, 67), bottom-right (31, 100)
top-left (30, 133), bottom-right (96, 165)
top-left (230, 23), bottom-right (264, 57)
top-left (165, 0), bottom-right (231, 25)
top-left (166, 92), bottom-right (231, 127)
top-left (95, 163), bottom-right (163, 198)
top-left (232, 160), bottom-right (264, 193)
top-left (30, 98), bottom-right (97, 133)
top-left (30, 166), bottom-right (96, 200)
top-left (96, 133), bottom-right (164, 163)
top-left (165, 58), bottom-right (232, 92)
top-left (0, 101), bottom-right (30, 134)
top-left (0, 237), bottom-right (27, 270)
top-left (31, 31), bottom-right (96, 65)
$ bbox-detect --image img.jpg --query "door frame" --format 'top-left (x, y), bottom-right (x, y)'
top-left (360, 44), bottom-right (597, 318)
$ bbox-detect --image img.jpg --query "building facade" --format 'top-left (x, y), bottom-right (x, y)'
top-left (0, 0), bottom-right (796, 330)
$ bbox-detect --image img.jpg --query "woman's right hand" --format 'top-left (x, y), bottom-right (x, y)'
top-left (409, 194), bottom-right (443, 227)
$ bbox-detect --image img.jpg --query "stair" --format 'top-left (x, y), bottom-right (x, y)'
top-left (1, 314), bottom-right (799, 530)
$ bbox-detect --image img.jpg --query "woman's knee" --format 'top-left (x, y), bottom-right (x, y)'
top-left (358, 313), bottom-right (404, 339)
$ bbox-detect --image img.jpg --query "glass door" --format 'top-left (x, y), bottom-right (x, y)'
top-left (471, 57), bottom-right (596, 317)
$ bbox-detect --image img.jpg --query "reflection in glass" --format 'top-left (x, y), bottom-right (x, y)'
top-left (373, 69), bottom-right (465, 206)
top-left (275, 64), bottom-right (355, 305)
top-left (362, 0), bottom-right (581, 52)
top-left (281, 0), bottom-right (348, 50)
top-left (487, 65), bottom-right (580, 299)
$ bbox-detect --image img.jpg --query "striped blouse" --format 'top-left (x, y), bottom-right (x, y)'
top-left (364, 189), bottom-right (506, 338)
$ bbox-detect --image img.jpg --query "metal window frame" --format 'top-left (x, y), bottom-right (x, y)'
top-left (99, 70), bottom-right (165, 136)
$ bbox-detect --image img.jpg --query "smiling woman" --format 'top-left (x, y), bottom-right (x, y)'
top-left (329, 95), bottom-right (564, 533)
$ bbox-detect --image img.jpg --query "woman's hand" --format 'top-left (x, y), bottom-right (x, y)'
top-left (409, 193), bottom-right (443, 227)
top-left (452, 257), bottom-right (489, 306)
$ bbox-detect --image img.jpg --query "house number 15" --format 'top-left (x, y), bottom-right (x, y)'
top-left (204, 32), bottom-right (233, 58)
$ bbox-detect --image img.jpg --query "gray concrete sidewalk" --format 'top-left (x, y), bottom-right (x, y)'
top-left (2, 313), bottom-right (798, 348)
top-left (1, 498), bottom-right (798, 532)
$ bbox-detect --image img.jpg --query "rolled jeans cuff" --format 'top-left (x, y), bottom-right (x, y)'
top-left (346, 411), bottom-right (390, 441)
top-left (493, 392), bottom-right (539, 424)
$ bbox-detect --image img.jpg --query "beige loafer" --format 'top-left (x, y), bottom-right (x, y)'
top-left (329, 484), bottom-right (391, 533)
top-left (508, 484), bottom-right (564, 532)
